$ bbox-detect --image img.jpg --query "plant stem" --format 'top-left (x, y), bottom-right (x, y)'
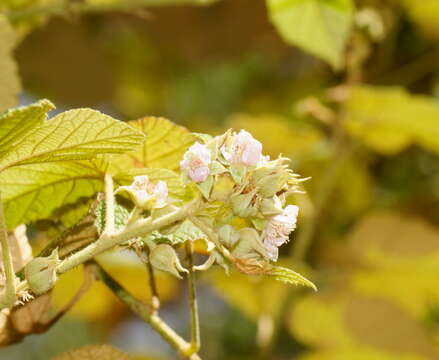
top-left (57, 198), bottom-right (202, 273)
top-left (146, 256), bottom-right (160, 312)
top-left (0, 194), bottom-right (16, 307)
top-left (135, 244), bottom-right (160, 312)
top-left (186, 241), bottom-right (200, 354)
top-left (104, 173), bottom-right (115, 236)
top-left (93, 262), bottom-right (202, 360)
top-left (0, 198), bottom-right (202, 309)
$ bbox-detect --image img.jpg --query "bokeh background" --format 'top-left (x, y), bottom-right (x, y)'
top-left (2, 0), bottom-right (439, 359)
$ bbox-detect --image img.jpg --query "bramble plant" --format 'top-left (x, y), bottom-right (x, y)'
top-left (0, 100), bottom-right (315, 359)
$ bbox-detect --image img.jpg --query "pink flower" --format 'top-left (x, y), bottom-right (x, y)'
top-left (119, 175), bottom-right (168, 209)
top-left (221, 130), bottom-right (262, 166)
top-left (262, 205), bottom-right (299, 261)
top-left (180, 142), bottom-right (212, 183)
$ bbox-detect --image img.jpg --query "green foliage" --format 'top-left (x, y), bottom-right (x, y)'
top-left (0, 105), bottom-right (145, 171)
top-left (0, 99), bottom-right (54, 158)
top-left (266, 0), bottom-right (354, 69)
top-left (94, 200), bottom-right (130, 235)
top-left (111, 116), bottom-right (194, 172)
top-left (0, 101), bottom-right (145, 228)
top-left (267, 265), bottom-right (317, 290)
top-left (0, 161), bottom-right (103, 229)
top-left (3, 1), bottom-right (439, 360)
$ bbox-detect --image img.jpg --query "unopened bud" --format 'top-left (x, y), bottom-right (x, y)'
top-left (260, 196), bottom-right (283, 217)
top-left (231, 190), bottom-right (259, 218)
top-left (217, 225), bottom-right (240, 248)
top-left (211, 173), bottom-right (235, 201)
top-left (232, 228), bottom-right (267, 260)
top-left (24, 249), bottom-right (60, 295)
top-left (150, 244), bottom-right (188, 279)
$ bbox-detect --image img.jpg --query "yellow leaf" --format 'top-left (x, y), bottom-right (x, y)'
top-left (289, 293), bottom-right (354, 348)
top-left (53, 344), bottom-right (131, 360)
top-left (112, 117), bottom-right (194, 172)
top-left (298, 346), bottom-right (427, 360)
top-left (0, 15), bottom-right (21, 112)
top-left (343, 86), bottom-right (439, 155)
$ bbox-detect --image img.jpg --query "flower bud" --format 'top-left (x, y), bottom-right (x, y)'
top-left (260, 196), bottom-right (283, 217)
top-left (197, 175), bottom-right (214, 199)
top-left (232, 228), bottom-right (267, 260)
top-left (180, 142), bottom-right (212, 183)
top-left (217, 224), bottom-right (240, 248)
top-left (252, 158), bottom-right (291, 197)
top-left (24, 249), bottom-right (60, 295)
top-left (229, 164), bottom-right (247, 185)
top-left (149, 244), bottom-right (188, 279)
top-left (230, 190), bottom-right (259, 218)
top-left (211, 173), bottom-right (235, 201)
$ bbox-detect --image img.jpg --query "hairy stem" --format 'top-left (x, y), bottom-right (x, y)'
top-left (57, 198), bottom-right (201, 273)
top-left (1, 198), bottom-right (202, 309)
top-left (93, 262), bottom-right (202, 360)
top-left (0, 195), bottom-right (16, 307)
top-left (104, 173), bottom-right (115, 236)
top-left (186, 241), bottom-right (200, 354)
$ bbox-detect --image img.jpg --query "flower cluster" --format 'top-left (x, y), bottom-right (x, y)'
top-left (180, 129), bottom-right (301, 266)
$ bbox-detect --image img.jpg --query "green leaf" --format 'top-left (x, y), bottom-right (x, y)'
top-left (53, 344), bottom-right (132, 360)
top-left (111, 116), bottom-right (194, 172)
top-left (94, 200), bottom-right (130, 235)
top-left (343, 85), bottom-right (439, 155)
top-left (267, 265), bottom-right (317, 290)
top-left (0, 15), bottom-right (21, 112)
top-left (0, 161), bottom-right (105, 229)
top-left (0, 107), bottom-right (145, 171)
top-left (145, 219), bottom-right (206, 246)
top-left (0, 99), bottom-right (54, 158)
top-left (266, 0), bottom-right (354, 69)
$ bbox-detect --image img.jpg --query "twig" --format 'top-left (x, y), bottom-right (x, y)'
top-left (135, 245), bottom-right (160, 312)
top-left (186, 241), bottom-right (200, 354)
top-left (93, 261), bottom-right (202, 360)
top-left (1, 197), bottom-right (203, 309)
top-left (0, 194), bottom-right (16, 307)
top-left (104, 173), bottom-right (115, 236)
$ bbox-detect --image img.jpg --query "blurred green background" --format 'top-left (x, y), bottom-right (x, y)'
top-left (2, 0), bottom-right (439, 359)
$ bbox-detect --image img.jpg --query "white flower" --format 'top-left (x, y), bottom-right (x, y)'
top-left (119, 175), bottom-right (168, 209)
top-left (221, 130), bottom-right (262, 166)
top-left (180, 142), bottom-right (212, 183)
top-left (262, 205), bottom-right (299, 261)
